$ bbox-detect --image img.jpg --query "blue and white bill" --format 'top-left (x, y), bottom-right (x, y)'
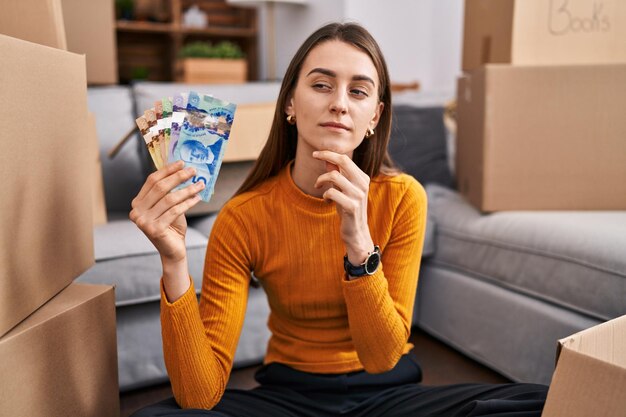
top-left (174, 91), bottom-right (237, 202)
top-left (169, 93), bottom-right (188, 164)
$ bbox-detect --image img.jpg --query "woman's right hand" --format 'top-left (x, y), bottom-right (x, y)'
top-left (129, 161), bottom-right (205, 295)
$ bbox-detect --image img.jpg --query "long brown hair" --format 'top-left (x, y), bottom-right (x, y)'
top-left (235, 22), bottom-right (398, 196)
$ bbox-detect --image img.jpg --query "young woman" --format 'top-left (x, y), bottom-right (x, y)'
top-left (130, 22), bottom-right (548, 417)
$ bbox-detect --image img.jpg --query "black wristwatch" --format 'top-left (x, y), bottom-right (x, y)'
top-left (344, 246), bottom-right (381, 277)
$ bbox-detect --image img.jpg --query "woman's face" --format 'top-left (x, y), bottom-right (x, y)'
top-left (286, 40), bottom-right (383, 158)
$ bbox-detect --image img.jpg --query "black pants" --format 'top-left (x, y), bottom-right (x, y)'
top-left (131, 354), bottom-right (548, 417)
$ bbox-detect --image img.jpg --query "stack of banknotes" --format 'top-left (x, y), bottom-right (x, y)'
top-left (135, 92), bottom-right (237, 202)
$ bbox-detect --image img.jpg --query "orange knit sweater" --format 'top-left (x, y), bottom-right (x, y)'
top-left (160, 161), bottom-right (427, 409)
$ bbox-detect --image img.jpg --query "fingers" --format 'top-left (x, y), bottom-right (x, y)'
top-left (313, 150), bottom-right (352, 171)
top-left (130, 180), bottom-right (203, 239)
top-left (325, 162), bottom-right (339, 172)
top-left (149, 180), bottom-right (205, 220)
top-left (156, 191), bottom-right (203, 227)
top-left (135, 160), bottom-right (184, 202)
top-left (313, 150), bottom-right (369, 193)
top-left (312, 150), bottom-right (369, 188)
top-left (314, 170), bottom-right (354, 194)
top-left (133, 164), bottom-right (197, 212)
top-left (322, 187), bottom-right (360, 214)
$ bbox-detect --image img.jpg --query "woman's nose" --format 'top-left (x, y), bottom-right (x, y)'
top-left (329, 91), bottom-right (348, 114)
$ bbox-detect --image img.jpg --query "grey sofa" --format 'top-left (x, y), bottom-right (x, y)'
top-left (415, 185), bottom-right (626, 384)
top-left (79, 82), bottom-right (626, 393)
top-left (387, 104), bottom-right (626, 385)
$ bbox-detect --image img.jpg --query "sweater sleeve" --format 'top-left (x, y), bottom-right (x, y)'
top-left (342, 178), bottom-right (427, 373)
top-left (160, 204), bottom-right (252, 409)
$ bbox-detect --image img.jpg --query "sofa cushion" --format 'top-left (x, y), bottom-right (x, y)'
top-left (116, 284), bottom-right (271, 391)
top-left (416, 262), bottom-right (599, 384)
top-left (388, 106), bottom-right (454, 189)
top-left (425, 184), bottom-right (626, 321)
top-left (87, 86), bottom-right (146, 213)
top-left (76, 220), bottom-right (208, 306)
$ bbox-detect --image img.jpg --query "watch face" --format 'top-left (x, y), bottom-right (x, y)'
top-left (365, 252), bottom-right (380, 274)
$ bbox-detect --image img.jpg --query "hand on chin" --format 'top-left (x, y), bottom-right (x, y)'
top-left (315, 146), bottom-right (351, 172)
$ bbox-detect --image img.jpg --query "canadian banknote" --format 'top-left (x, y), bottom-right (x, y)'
top-left (162, 97), bottom-right (173, 163)
top-left (169, 93), bottom-right (188, 164)
top-left (175, 91), bottom-right (236, 201)
top-left (136, 91), bottom-right (237, 203)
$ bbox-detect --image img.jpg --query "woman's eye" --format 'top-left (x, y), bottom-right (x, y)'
top-left (350, 89), bottom-right (369, 97)
top-left (313, 83), bottom-right (331, 91)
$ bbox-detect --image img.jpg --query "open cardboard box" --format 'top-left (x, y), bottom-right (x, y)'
top-left (543, 315), bottom-right (626, 416)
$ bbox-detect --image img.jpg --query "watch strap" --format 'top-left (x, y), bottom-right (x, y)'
top-left (344, 246), bottom-right (381, 277)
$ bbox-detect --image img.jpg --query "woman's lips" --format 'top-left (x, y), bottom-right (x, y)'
top-left (320, 122), bottom-right (350, 131)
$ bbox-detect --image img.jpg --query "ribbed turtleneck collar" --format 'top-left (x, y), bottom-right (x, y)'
top-left (278, 160), bottom-right (336, 215)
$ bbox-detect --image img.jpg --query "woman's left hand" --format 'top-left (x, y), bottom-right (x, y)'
top-left (313, 150), bottom-right (374, 265)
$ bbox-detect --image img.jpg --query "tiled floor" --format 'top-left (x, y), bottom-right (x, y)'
top-left (120, 328), bottom-right (509, 416)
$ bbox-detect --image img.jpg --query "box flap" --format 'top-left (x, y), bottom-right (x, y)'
top-left (543, 346), bottom-right (626, 416)
top-left (557, 315), bottom-right (626, 370)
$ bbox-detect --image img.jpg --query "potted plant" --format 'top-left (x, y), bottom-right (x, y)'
top-left (115, 0), bottom-right (134, 20)
top-left (179, 41), bottom-right (247, 84)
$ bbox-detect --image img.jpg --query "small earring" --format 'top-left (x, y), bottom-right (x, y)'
top-left (365, 127), bottom-right (375, 138)
top-left (286, 114), bottom-right (296, 125)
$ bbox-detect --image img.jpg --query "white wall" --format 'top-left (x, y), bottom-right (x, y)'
top-left (262, 0), bottom-right (464, 104)
top-left (272, 0), bottom-right (345, 80)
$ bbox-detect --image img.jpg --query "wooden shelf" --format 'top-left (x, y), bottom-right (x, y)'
top-left (178, 26), bottom-right (256, 38)
top-left (116, 21), bottom-right (256, 38)
top-left (116, 20), bottom-right (174, 33)
top-left (115, 0), bottom-right (258, 83)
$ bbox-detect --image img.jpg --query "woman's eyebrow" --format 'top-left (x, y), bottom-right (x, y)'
top-left (306, 67), bottom-right (375, 86)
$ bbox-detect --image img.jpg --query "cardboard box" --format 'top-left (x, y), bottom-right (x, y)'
top-left (0, 35), bottom-right (94, 337)
top-left (88, 113), bottom-right (108, 226)
top-left (543, 315), bottom-right (626, 416)
top-left (456, 64), bottom-right (626, 211)
top-left (182, 58), bottom-right (248, 84)
top-left (0, 0), bottom-right (67, 49)
top-left (0, 283), bottom-right (119, 417)
top-left (462, 0), bottom-right (626, 71)
top-left (61, 0), bottom-right (119, 84)
top-left (225, 102), bottom-right (275, 162)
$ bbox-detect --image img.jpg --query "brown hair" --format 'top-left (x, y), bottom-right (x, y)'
top-left (235, 22), bottom-right (399, 196)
